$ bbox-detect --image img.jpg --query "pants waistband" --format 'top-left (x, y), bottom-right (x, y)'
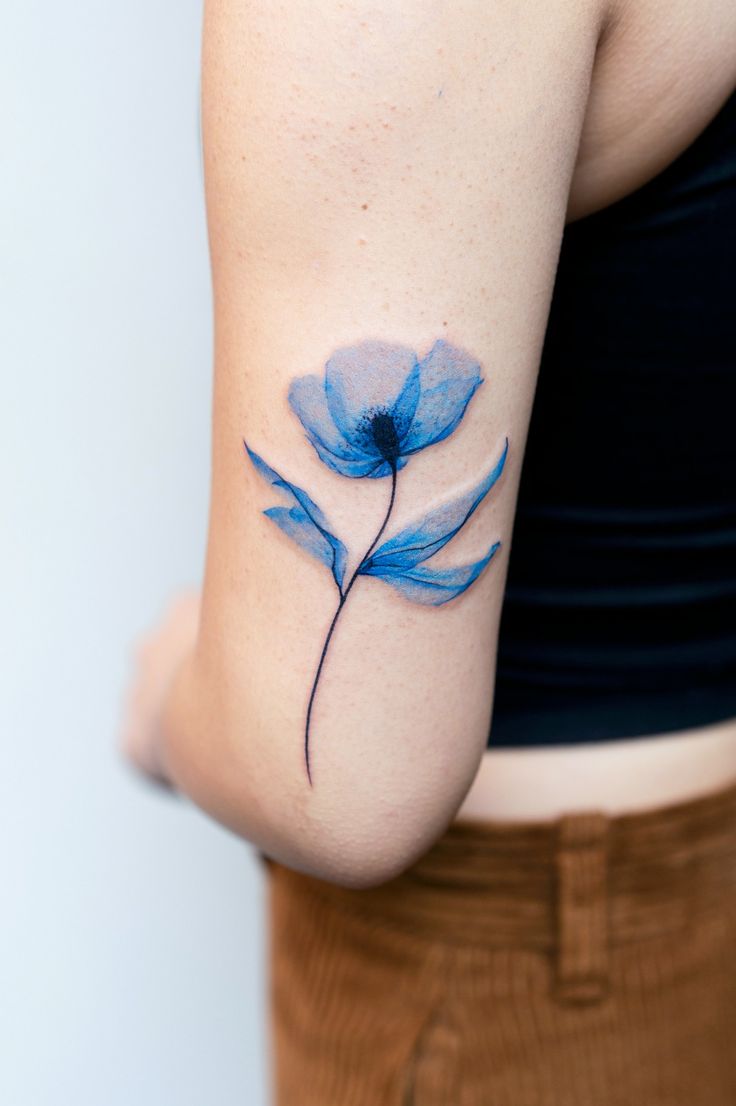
top-left (264, 775), bottom-right (736, 1003)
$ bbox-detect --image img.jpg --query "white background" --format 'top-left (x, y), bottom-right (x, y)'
top-left (2, 2), bottom-right (268, 1103)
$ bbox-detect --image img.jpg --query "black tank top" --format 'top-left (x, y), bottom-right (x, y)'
top-left (489, 85), bottom-right (736, 747)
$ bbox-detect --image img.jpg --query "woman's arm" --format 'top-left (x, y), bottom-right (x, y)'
top-left (130, 0), bottom-right (612, 888)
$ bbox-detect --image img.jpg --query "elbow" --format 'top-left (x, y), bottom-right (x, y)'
top-left (298, 797), bottom-right (454, 890)
top-left (292, 756), bottom-right (478, 890)
top-left (305, 846), bottom-right (418, 891)
top-left (307, 839), bottom-right (416, 891)
top-left (160, 662), bottom-right (467, 889)
top-left (166, 731), bottom-right (443, 890)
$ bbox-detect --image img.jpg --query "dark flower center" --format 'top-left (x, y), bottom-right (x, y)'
top-left (370, 412), bottom-right (400, 463)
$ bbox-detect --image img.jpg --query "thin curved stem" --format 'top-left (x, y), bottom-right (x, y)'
top-left (304, 464), bottom-right (397, 786)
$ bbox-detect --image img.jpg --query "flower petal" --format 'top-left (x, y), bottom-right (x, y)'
top-left (288, 375), bottom-right (368, 463)
top-left (364, 543), bottom-right (501, 606)
top-left (390, 361), bottom-right (421, 443)
top-left (324, 341), bottom-right (420, 452)
top-left (365, 438), bottom-right (509, 569)
top-left (302, 431), bottom-right (386, 478)
top-left (363, 454), bottom-right (410, 479)
top-left (244, 441), bottom-right (347, 589)
top-left (401, 339), bottom-right (483, 454)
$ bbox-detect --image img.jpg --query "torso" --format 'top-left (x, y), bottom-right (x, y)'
top-left (456, 0), bottom-right (736, 822)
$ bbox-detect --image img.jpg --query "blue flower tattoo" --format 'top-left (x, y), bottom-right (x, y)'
top-left (244, 338), bottom-right (509, 786)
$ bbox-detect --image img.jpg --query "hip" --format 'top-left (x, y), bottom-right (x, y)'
top-left (262, 772), bottom-right (736, 1105)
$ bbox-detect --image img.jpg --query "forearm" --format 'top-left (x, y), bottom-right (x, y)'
top-left (159, 646), bottom-right (303, 863)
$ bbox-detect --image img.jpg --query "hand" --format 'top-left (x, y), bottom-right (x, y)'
top-left (119, 588), bottom-right (201, 790)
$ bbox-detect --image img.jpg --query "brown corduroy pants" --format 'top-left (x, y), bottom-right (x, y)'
top-left (260, 776), bottom-right (736, 1105)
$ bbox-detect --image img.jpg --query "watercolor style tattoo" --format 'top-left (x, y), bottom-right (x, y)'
top-left (244, 339), bottom-right (508, 786)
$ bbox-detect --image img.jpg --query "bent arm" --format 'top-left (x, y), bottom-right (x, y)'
top-left (159, 0), bottom-right (611, 887)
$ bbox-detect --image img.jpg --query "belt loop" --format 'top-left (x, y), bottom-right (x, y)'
top-left (553, 810), bottom-right (611, 1004)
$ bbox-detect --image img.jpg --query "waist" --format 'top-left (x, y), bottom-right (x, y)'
top-left (269, 767), bottom-right (736, 959)
top-left (456, 714), bottom-right (736, 822)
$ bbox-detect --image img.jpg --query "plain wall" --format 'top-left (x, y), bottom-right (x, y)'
top-left (2, 3), bottom-right (268, 1103)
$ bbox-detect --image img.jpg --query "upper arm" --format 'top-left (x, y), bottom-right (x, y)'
top-left (184, 0), bottom-right (610, 885)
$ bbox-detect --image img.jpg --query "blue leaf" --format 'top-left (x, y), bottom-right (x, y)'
top-left (365, 543), bottom-right (501, 606)
top-left (244, 441), bottom-right (347, 590)
top-left (364, 438), bottom-right (509, 571)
